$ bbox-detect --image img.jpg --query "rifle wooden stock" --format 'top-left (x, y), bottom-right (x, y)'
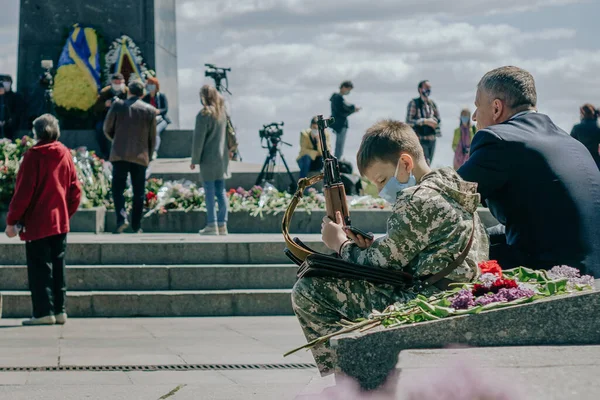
top-left (324, 183), bottom-right (350, 225)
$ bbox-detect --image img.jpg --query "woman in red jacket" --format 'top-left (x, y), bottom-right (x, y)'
top-left (4, 114), bottom-right (81, 325)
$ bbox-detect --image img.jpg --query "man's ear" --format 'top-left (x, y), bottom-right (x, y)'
top-left (492, 99), bottom-right (504, 122)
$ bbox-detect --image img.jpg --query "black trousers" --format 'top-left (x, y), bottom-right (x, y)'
top-left (112, 161), bottom-right (147, 231)
top-left (25, 234), bottom-right (68, 318)
top-left (419, 139), bottom-right (436, 165)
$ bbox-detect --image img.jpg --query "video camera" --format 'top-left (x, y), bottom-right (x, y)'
top-left (259, 122), bottom-right (285, 141)
top-left (39, 60), bottom-right (54, 88)
top-left (204, 64), bottom-right (232, 94)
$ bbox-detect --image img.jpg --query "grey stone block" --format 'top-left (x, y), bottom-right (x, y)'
top-left (105, 208), bottom-right (497, 235)
top-left (331, 284), bottom-right (600, 390)
top-left (169, 265), bottom-right (297, 290)
top-left (0, 208), bottom-right (105, 233)
top-left (69, 207), bottom-right (105, 233)
top-left (0, 265), bottom-right (296, 291)
top-left (0, 290), bottom-right (294, 317)
top-left (0, 239), bottom-right (311, 266)
top-left (156, 130), bottom-right (192, 159)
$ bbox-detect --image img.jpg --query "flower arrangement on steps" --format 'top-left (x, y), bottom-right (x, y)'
top-left (0, 138), bottom-right (389, 216)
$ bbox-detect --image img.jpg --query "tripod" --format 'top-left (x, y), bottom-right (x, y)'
top-left (256, 138), bottom-right (297, 193)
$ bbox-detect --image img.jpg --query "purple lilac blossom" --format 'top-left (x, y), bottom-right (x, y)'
top-left (475, 287), bottom-right (535, 306)
top-left (449, 289), bottom-right (475, 310)
top-left (548, 265), bottom-right (595, 287)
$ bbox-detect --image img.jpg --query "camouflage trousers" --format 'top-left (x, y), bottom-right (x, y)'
top-left (291, 276), bottom-right (415, 376)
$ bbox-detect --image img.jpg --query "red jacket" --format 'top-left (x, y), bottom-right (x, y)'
top-left (6, 141), bottom-right (81, 241)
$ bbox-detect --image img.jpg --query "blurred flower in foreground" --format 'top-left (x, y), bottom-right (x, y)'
top-left (297, 359), bottom-right (523, 400)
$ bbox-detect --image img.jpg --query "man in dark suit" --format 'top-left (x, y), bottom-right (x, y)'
top-left (458, 66), bottom-right (600, 277)
top-left (104, 80), bottom-right (157, 234)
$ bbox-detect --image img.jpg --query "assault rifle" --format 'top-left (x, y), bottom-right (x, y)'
top-left (282, 115), bottom-right (352, 264)
top-left (317, 115), bottom-right (351, 226)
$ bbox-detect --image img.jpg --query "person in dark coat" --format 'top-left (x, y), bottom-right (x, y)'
top-left (5, 114), bottom-right (82, 325)
top-left (458, 66), bottom-right (600, 277)
top-left (570, 103), bottom-right (600, 169)
top-left (93, 73), bottom-right (128, 159)
top-left (142, 77), bottom-right (171, 160)
top-left (0, 75), bottom-right (24, 140)
top-left (329, 81), bottom-right (361, 159)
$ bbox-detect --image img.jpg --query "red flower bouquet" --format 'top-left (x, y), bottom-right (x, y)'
top-left (478, 260), bottom-right (502, 277)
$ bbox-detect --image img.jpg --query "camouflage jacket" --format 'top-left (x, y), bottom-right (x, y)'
top-left (340, 167), bottom-right (489, 283)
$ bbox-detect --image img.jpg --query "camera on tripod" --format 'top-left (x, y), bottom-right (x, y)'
top-left (204, 64), bottom-right (231, 94)
top-left (259, 122), bottom-right (285, 143)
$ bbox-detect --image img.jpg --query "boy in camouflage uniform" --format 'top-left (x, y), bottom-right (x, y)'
top-left (291, 120), bottom-right (489, 375)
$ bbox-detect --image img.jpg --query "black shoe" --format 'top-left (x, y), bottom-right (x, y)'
top-left (113, 221), bottom-right (129, 234)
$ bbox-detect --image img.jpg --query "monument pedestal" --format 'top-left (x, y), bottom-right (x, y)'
top-left (18, 0), bottom-right (179, 128)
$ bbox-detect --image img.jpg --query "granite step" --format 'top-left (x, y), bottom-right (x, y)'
top-left (0, 234), bottom-right (326, 266)
top-left (0, 264), bottom-right (297, 291)
top-left (1, 289), bottom-right (294, 318)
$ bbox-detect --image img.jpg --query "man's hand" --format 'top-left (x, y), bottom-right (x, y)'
top-left (343, 227), bottom-right (374, 249)
top-left (5, 225), bottom-right (18, 238)
top-left (355, 107), bottom-right (362, 112)
top-left (155, 109), bottom-right (161, 115)
top-left (105, 99), bottom-right (112, 108)
top-left (424, 118), bottom-right (438, 129)
top-left (189, 164), bottom-right (196, 170)
top-left (321, 212), bottom-right (348, 252)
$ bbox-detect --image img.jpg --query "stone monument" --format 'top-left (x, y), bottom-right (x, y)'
top-left (17, 0), bottom-right (179, 128)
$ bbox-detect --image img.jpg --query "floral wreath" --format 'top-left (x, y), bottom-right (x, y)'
top-left (104, 35), bottom-right (149, 85)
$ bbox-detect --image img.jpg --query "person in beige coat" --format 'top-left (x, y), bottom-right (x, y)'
top-left (297, 116), bottom-right (332, 179)
top-left (190, 85), bottom-right (229, 235)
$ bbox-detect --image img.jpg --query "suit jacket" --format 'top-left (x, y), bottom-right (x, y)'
top-left (191, 108), bottom-right (229, 182)
top-left (104, 97), bottom-right (157, 167)
top-left (458, 112), bottom-right (600, 276)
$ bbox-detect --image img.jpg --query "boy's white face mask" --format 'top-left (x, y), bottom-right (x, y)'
top-left (378, 160), bottom-right (417, 204)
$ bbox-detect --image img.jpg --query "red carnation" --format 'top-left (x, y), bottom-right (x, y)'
top-left (478, 260), bottom-right (503, 277)
top-left (472, 278), bottom-right (518, 297)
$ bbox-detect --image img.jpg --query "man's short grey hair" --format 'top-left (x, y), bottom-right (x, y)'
top-left (128, 80), bottom-right (145, 97)
top-left (33, 113), bottom-right (60, 141)
top-left (478, 66), bottom-right (537, 109)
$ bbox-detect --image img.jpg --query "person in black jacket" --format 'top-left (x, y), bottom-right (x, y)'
top-left (329, 81), bottom-right (360, 159)
top-left (142, 77), bottom-right (171, 160)
top-left (458, 66), bottom-right (600, 277)
top-left (0, 75), bottom-right (24, 140)
top-left (570, 103), bottom-right (600, 169)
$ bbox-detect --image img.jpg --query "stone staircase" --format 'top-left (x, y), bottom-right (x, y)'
top-left (0, 234), bottom-right (325, 318)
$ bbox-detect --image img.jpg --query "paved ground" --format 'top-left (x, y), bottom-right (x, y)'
top-left (0, 317), bottom-right (598, 399)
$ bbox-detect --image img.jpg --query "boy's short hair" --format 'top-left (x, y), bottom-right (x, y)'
top-left (340, 80), bottom-right (354, 89)
top-left (357, 119), bottom-right (424, 175)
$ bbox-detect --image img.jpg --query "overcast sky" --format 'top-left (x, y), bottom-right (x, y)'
top-left (1, 0), bottom-right (599, 169)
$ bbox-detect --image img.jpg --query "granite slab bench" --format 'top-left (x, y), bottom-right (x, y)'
top-left (331, 280), bottom-right (600, 390)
